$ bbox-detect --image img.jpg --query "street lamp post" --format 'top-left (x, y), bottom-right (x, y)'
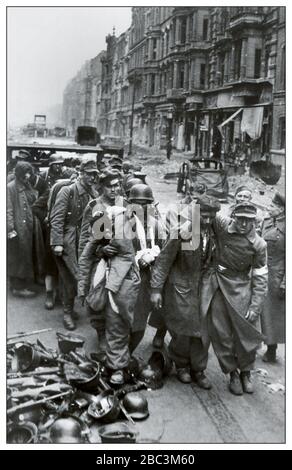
top-left (128, 75), bottom-right (137, 156)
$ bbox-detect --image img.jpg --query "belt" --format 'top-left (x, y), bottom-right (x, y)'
top-left (216, 264), bottom-right (250, 277)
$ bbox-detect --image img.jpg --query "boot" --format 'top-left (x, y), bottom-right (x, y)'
top-left (229, 370), bottom-right (243, 396)
top-left (63, 304), bottom-right (76, 331)
top-left (177, 367), bottom-right (192, 384)
top-left (152, 328), bottom-right (167, 349)
top-left (240, 371), bottom-right (254, 394)
top-left (262, 345), bottom-right (277, 363)
top-left (44, 291), bottom-right (55, 310)
top-left (192, 371), bottom-right (212, 390)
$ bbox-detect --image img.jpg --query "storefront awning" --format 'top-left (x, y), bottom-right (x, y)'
top-left (217, 108), bottom-right (243, 135)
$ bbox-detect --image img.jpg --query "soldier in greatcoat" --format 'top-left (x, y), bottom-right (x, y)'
top-left (150, 195), bottom-right (220, 389)
top-left (8, 161), bottom-right (38, 297)
top-left (50, 160), bottom-right (98, 330)
top-left (261, 192), bottom-right (285, 363)
top-left (200, 202), bottom-right (268, 395)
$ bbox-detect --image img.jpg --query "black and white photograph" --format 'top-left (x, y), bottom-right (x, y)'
top-left (4, 2), bottom-right (286, 448)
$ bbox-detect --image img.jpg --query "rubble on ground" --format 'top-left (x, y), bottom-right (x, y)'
top-left (7, 331), bottom-right (172, 443)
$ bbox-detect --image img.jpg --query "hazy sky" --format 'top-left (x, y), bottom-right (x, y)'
top-left (7, 7), bottom-right (132, 126)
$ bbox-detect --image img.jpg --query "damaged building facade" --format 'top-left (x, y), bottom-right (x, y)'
top-left (62, 6), bottom-right (285, 163)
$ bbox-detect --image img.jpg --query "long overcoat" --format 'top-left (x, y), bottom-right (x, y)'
top-left (7, 179), bottom-right (37, 280)
top-left (200, 215), bottom-right (268, 352)
top-left (50, 179), bottom-right (97, 279)
top-left (151, 237), bottom-right (202, 337)
top-left (261, 217), bottom-right (285, 344)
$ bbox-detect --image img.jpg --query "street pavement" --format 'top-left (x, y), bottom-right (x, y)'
top-left (7, 152), bottom-right (285, 444)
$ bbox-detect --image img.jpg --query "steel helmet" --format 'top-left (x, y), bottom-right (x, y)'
top-left (148, 349), bottom-right (173, 376)
top-left (7, 421), bottom-right (38, 444)
top-left (98, 422), bottom-right (137, 443)
top-left (122, 392), bottom-right (149, 420)
top-left (124, 177), bottom-right (144, 195)
top-left (49, 417), bottom-right (84, 443)
top-left (87, 392), bottom-right (120, 423)
top-left (138, 364), bottom-right (163, 390)
top-left (128, 183), bottom-right (154, 203)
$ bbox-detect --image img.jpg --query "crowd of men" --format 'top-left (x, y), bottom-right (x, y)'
top-left (7, 149), bottom-right (285, 394)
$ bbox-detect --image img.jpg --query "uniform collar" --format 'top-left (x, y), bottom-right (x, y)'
top-left (15, 180), bottom-right (31, 192)
top-left (76, 179), bottom-right (92, 196)
top-left (228, 220), bottom-right (256, 243)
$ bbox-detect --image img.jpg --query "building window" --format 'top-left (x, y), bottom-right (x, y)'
top-left (152, 38), bottom-right (157, 60)
top-left (179, 63), bottom-right (185, 88)
top-left (200, 63), bottom-right (206, 87)
top-left (203, 19), bottom-right (209, 40)
top-left (234, 40), bottom-right (242, 80)
top-left (150, 74), bottom-right (155, 95)
top-left (280, 44), bottom-right (285, 88)
top-left (279, 116), bottom-right (285, 149)
top-left (181, 17), bottom-right (187, 44)
top-left (254, 49), bottom-right (262, 78)
top-left (189, 15), bottom-right (193, 41)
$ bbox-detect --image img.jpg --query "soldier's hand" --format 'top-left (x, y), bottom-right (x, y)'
top-left (151, 292), bottom-right (163, 310)
top-left (52, 245), bottom-right (64, 256)
top-left (278, 287), bottom-right (285, 300)
top-left (245, 309), bottom-right (258, 323)
top-left (101, 245), bottom-right (118, 258)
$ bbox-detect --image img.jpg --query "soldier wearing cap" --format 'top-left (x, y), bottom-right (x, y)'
top-left (78, 169), bottom-right (124, 362)
top-left (150, 194), bottom-right (220, 388)
top-left (261, 192), bottom-right (285, 363)
top-left (200, 202), bottom-right (268, 395)
top-left (78, 169), bottom-right (123, 258)
top-left (8, 162), bottom-right (38, 297)
top-left (225, 185), bottom-right (264, 234)
top-left (50, 160), bottom-right (98, 330)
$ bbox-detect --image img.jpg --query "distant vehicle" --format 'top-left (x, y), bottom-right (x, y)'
top-left (7, 134), bottom-right (124, 168)
top-left (177, 157), bottom-right (229, 201)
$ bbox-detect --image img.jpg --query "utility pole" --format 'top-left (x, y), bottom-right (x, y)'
top-left (128, 75), bottom-right (136, 156)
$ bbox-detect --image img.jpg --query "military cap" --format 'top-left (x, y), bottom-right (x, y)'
top-left (272, 191), bottom-right (285, 208)
top-left (133, 171), bottom-right (147, 183)
top-left (80, 160), bottom-right (98, 173)
top-left (233, 202), bottom-right (257, 218)
top-left (49, 155), bottom-right (64, 166)
top-left (122, 161), bottom-right (134, 173)
top-left (99, 168), bottom-right (121, 186)
top-left (109, 156), bottom-right (123, 168)
top-left (197, 194), bottom-right (221, 213)
top-left (17, 149), bottom-right (30, 159)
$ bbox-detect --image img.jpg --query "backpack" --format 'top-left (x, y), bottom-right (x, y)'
top-left (47, 179), bottom-right (74, 226)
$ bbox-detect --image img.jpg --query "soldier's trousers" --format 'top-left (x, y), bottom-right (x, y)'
top-left (54, 256), bottom-right (77, 306)
top-left (105, 302), bottom-right (131, 370)
top-left (168, 331), bottom-right (209, 372)
top-left (207, 289), bottom-right (256, 374)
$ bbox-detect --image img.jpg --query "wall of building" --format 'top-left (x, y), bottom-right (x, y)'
top-left (62, 6), bottom-right (285, 160)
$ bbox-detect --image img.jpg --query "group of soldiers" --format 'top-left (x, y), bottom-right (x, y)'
top-left (7, 149), bottom-right (285, 394)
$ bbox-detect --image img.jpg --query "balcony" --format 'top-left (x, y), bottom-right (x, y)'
top-left (127, 67), bottom-right (144, 81)
top-left (214, 32), bottom-right (232, 45)
top-left (229, 8), bottom-right (265, 30)
top-left (143, 94), bottom-right (167, 106)
top-left (166, 88), bottom-right (186, 101)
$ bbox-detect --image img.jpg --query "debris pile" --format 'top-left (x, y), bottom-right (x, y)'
top-left (7, 330), bottom-right (173, 443)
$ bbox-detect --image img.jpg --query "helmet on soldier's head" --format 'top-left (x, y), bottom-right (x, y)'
top-left (124, 177), bottom-right (144, 196)
top-left (128, 184), bottom-right (154, 203)
top-left (122, 392), bottom-right (149, 420)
